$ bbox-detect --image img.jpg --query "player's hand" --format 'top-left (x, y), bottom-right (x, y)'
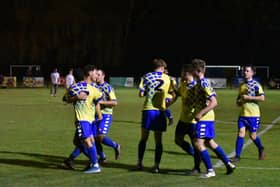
top-left (236, 98), bottom-right (243, 106)
top-left (195, 113), bottom-right (202, 122)
top-left (97, 114), bottom-right (103, 121)
top-left (77, 92), bottom-right (88, 100)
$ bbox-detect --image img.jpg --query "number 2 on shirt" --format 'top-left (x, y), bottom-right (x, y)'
top-left (154, 79), bottom-right (164, 92)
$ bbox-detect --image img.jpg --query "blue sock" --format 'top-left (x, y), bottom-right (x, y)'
top-left (213, 146), bottom-right (229, 165)
top-left (96, 141), bottom-right (106, 160)
top-left (138, 140), bottom-right (146, 162)
top-left (87, 143), bottom-right (98, 164)
top-left (102, 136), bottom-right (118, 149)
top-left (235, 136), bottom-right (244, 158)
top-left (200, 150), bottom-right (213, 170)
top-left (253, 136), bottom-right (264, 151)
top-left (70, 147), bottom-right (81, 159)
top-left (79, 143), bottom-right (89, 157)
top-left (155, 143), bottom-right (163, 164)
top-left (164, 109), bottom-right (172, 119)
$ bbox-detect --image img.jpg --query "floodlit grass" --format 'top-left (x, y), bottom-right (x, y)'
top-left (0, 88), bottom-right (280, 187)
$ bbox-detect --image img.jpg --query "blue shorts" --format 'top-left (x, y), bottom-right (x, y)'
top-left (142, 110), bottom-right (167, 132)
top-left (238, 116), bottom-right (260, 133)
top-left (75, 121), bottom-right (93, 139)
top-left (194, 121), bottom-right (215, 139)
top-left (175, 121), bottom-right (195, 139)
top-left (96, 114), bottom-right (113, 135)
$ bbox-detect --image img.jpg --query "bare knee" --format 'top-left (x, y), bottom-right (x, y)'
top-left (84, 137), bottom-right (93, 148)
top-left (249, 132), bottom-right (257, 140)
top-left (238, 127), bottom-right (246, 137)
top-left (194, 139), bottom-right (205, 151)
top-left (208, 139), bottom-right (218, 149)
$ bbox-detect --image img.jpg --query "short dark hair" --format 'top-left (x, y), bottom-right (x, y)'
top-left (98, 69), bottom-right (105, 76)
top-left (152, 58), bottom-right (167, 70)
top-left (83, 65), bottom-right (96, 77)
top-left (192, 58), bottom-right (206, 73)
top-left (243, 64), bottom-right (256, 73)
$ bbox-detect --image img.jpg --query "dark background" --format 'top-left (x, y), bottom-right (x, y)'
top-left (0, 0), bottom-right (280, 78)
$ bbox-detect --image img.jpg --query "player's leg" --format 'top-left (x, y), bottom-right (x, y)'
top-left (54, 84), bottom-right (58, 96)
top-left (83, 137), bottom-right (100, 173)
top-left (248, 117), bottom-right (264, 160)
top-left (194, 121), bottom-right (215, 178)
top-left (174, 121), bottom-right (194, 155)
top-left (50, 84), bottom-right (54, 96)
top-left (151, 110), bottom-right (168, 173)
top-left (153, 131), bottom-right (163, 173)
top-left (194, 138), bottom-right (215, 178)
top-left (63, 132), bottom-right (88, 169)
top-left (95, 140), bottom-right (106, 163)
top-left (231, 117), bottom-right (246, 162)
top-left (77, 121), bottom-right (100, 173)
top-left (137, 110), bottom-right (153, 169)
top-left (208, 139), bottom-right (235, 175)
top-left (96, 114), bottom-right (120, 160)
top-left (188, 124), bottom-right (201, 175)
top-left (94, 119), bottom-right (106, 162)
top-left (137, 127), bottom-right (149, 169)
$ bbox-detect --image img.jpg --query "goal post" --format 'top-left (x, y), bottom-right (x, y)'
top-left (9, 65), bottom-right (41, 77)
top-left (9, 65), bottom-right (44, 87)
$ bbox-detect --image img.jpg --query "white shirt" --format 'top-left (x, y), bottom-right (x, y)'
top-left (65, 74), bottom-right (75, 88)
top-left (50, 72), bottom-right (60, 84)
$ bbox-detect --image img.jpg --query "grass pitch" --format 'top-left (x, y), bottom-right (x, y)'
top-left (0, 88), bottom-right (280, 187)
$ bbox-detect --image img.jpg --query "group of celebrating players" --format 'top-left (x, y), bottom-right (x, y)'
top-left (62, 65), bottom-right (120, 173)
top-left (62, 58), bottom-right (265, 179)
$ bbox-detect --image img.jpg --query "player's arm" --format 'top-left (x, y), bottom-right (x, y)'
top-left (236, 93), bottom-right (243, 106)
top-left (166, 91), bottom-right (177, 107)
top-left (241, 94), bottom-right (265, 102)
top-left (165, 78), bottom-right (177, 107)
top-left (242, 84), bottom-right (265, 102)
top-left (138, 77), bottom-right (146, 97)
top-left (94, 88), bottom-right (104, 120)
top-left (170, 84), bottom-right (182, 104)
top-left (195, 96), bottom-right (218, 122)
top-left (68, 92), bottom-right (88, 103)
top-left (95, 102), bottom-right (103, 121)
top-left (99, 100), bottom-right (117, 107)
top-left (100, 88), bottom-right (118, 107)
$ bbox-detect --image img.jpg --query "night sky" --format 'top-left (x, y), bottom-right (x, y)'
top-left (1, 0), bottom-right (280, 78)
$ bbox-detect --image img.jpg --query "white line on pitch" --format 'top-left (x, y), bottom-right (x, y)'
top-left (237, 166), bottom-right (280, 170)
top-left (214, 116), bottom-right (280, 168)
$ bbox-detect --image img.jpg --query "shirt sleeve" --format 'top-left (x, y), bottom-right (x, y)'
top-left (109, 87), bottom-right (117, 101)
top-left (256, 83), bottom-right (265, 96)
